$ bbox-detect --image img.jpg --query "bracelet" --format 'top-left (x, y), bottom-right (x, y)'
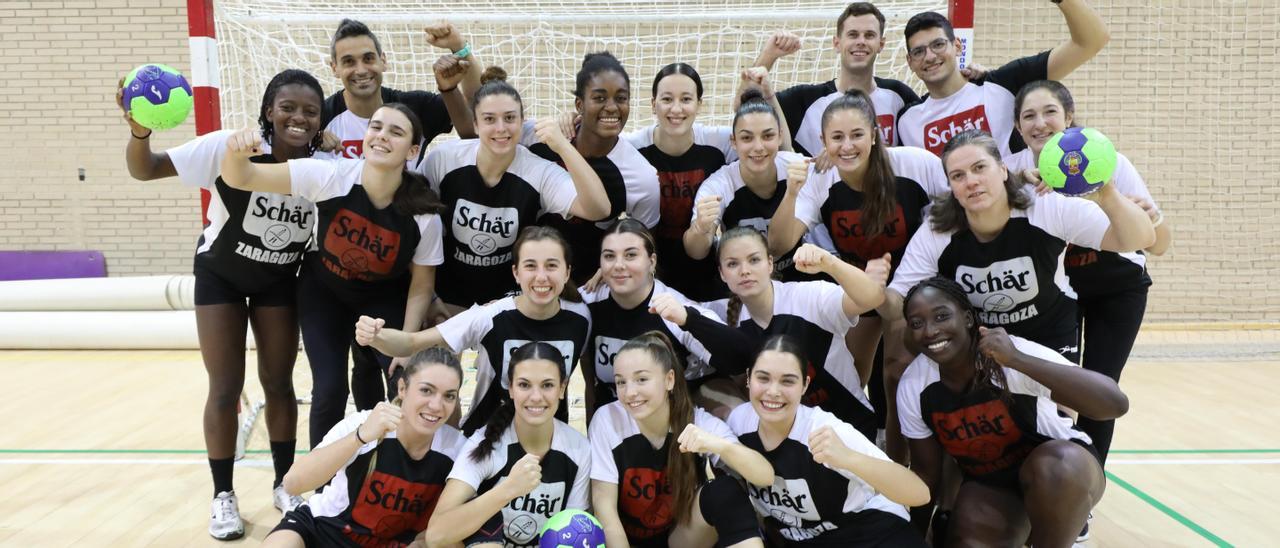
top-left (1151, 210), bottom-right (1164, 228)
top-left (354, 426), bottom-right (368, 444)
top-left (453, 43), bottom-right (471, 59)
top-left (131, 129), bottom-right (152, 140)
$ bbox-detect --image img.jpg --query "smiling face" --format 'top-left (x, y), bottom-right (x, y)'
top-left (331, 35), bottom-right (385, 100)
top-left (732, 112), bottom-right (782, 175)
top-left (397, 363), bottom-right (461, 436)
top-left (363, 107), bottom-right (420, 169)
top-left (600, 231), bottom-right (655, 299)
top-left (614, 348), bottom-right (675, 424)
top-left (577, 70), bottom-right (630, 140)
top-left (717, 233), bottom-right (773, 300)
top-left (834, 14), bottom-right (885, 74)
top-left (821, 107), bottom-right (876, 177)
top-left (905, 286), bottom-right (974, 367)
top-left (475, 93), bottom-right (523, 156)
top-left (267, 83), bottom-right (323, 151)
top-left (748, 350), bottom-right (808, 425)
top-left (512, 238), bottom-right (570, 307)
top-left (509, 358), bottom-right (566, 427)
top-left (906, 27), bottom-right (961, 87)
top-left (652, 73), bottom-right (700, 138)
top-left (944, 143), bottom-right (1009, 214)
top-left (1016, 87), bottom-right (1073, 156)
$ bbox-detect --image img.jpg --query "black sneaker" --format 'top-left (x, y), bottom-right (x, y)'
top-left (1076, 512), bottom-right (1093, 542)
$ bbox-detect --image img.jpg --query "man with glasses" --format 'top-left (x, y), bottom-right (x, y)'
top-left (896, 1), bottom-right (1109, 158)
top-left (753, 2), bottom-right (919, 157)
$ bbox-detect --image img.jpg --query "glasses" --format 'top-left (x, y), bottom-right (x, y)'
top-left (908, 38), bottom-right (952, 60)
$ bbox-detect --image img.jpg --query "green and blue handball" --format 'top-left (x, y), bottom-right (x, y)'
top-left (1037, 127), bottom-right (1118, 197)
top-left (122, 63), bottom-right (194, 131)
top-left (538, 509), bottom-right (606, 548)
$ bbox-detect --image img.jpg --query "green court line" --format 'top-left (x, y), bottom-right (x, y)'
top-left (1111, 449), bottom-right (1280, 454)
top-left (1105, 471), bottom-right (1232, 547)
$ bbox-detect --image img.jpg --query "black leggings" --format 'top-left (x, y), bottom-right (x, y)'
top-left (297, 271), bottom-right (405, 448)
top-left (1076, 286), bottom-right (1148, 465)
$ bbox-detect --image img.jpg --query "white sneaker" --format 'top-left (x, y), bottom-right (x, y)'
top-left (273, 484), bottom-right (304, 513)
top-left (209, 491), bottom-right (245, 541)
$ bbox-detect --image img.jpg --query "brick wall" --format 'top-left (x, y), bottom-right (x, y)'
top-left (1, 1), bottom-right (1274, 322)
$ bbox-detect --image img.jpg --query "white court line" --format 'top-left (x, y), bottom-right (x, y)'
top-left (1108, 458), bottom-right (1280, 465)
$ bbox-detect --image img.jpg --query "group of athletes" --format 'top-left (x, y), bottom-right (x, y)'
top-left (119, 0), bottom-right (1172, 546)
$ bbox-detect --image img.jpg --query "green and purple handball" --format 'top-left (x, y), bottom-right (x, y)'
top-left (539, 509), bottom-right (606, 548)
top-left (122, 64), bottom-right (194, 130)
top-left (1037, 127), bottom-right (1117, 197)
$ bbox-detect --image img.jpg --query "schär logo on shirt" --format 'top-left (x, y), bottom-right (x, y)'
top-left (452, 199), bottom-right (519, 256)
top-left (592, 335), bottom-right (629, 383)
top-left (500, 339), bottom-right (576, 389)
top-left (956, 256), bottom-right (1038, 313)
top-left (924, 105), bottom-right (989, 156)
top-left (503, 481), bottom-right (567, 544)
top-left (341, 139), bottom-right (364, 159)
top-left (350, 470), bottom-right (443, 539)
top-left (323, 209), bottom-right (401, 276)
top-left (876, 114), bottom-right (896, 147)
top-left (748, 477), bottom-right (820, 526)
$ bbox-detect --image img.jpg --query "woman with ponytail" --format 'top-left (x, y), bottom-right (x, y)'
top-left (589, 331), bottom-right (772, 548)
top-left (416, 66), bottom-right (610, 316)
top-left (727, 334), bottom-right (928, 547)
top-left (222, 102), bottom-right (448, 451)
top-left (355, 226), bottom-right (591, 435)
top-left (715, 226), bottom-right (889, 440)
top-left (581, 218), bottom-right (756, 422)
top-left (768, 89), bottom-right (948, 461)
top-left (424, 342), bottom-right (592, 548)
top-left (264, 348), bottom-right (466, 548)
top-left (897, 276), bottom-right (1127, 547)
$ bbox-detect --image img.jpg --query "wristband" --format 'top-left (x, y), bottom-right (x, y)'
top-left (131, 129), bottom-right (152, 140)
top-left (354, 426), bottom-right (368, 444)
top-left (453, 43), bottom-right (471, 59)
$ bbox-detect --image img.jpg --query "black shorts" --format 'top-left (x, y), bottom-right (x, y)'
top-left (194, 266), bottom-right (296, 307)
top-left (966, 438), bottom-right (1102, 492)
top-left (271, 504), bottom-right (355, 547)
top-left (777, 509), bottom-right (925, 547)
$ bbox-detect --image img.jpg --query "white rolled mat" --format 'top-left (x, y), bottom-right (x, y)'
top-left (0, 311), bottom-right (256, 349)
top-left (0, 275), bottom-right (195, 311)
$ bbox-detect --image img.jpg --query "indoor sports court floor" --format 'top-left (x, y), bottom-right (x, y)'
top-left (0, 328), bottom-right (1274, 547)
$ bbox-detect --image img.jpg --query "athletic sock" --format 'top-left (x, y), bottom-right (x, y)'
top-left (210, 457), bottom-right (235, 497)
top-left (270, 440), bottom-right (297, 488)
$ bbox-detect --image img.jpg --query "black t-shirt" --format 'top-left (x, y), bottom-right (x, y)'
top-left (419, 139), bottom-right (580, 306)
top-left (777, 77), bottom-right (919, 157)
top-left (626, 124), bottom-right (734, 301)
top-left (288, 158), bottom-right (445, 302)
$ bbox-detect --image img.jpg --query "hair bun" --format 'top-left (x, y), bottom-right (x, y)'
top-left (480, 65), bottom-right (508, 85)
top-left (739, 87), bottom-right (767, 105)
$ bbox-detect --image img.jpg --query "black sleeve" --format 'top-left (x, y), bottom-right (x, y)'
top-left (682, 306), bottom-right (756, 376)
top-left (395, 89), bottom-right (454, 144)
top-left (875, 77), bottom-right (920, 106)
top-left (776, 82), bottom-right (835, 144)
top-left (987, 50), bottom-right (1051, 96)
top-left (320, 92), bottom-right (345, 129)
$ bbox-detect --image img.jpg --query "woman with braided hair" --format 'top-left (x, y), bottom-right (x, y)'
top-left (896, 276), bottom-right (1128, 547)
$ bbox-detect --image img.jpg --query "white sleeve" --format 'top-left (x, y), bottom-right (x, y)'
top-left (166, 129), bottom-right (233, 189)
top-left (691, 167), bottom-right (733, 224)
top-left (1033, 193), bottom-right (1109, 250)
top-left (436, 302), bottom-right (489, 352)
top-left (568, 440), bottom-right (593, 510)
top-left (887, 228), bottom-right (944, 297)
top-left (1003, 336), bottom-right (1076, 398)
top-left (626, 161), bottom-right (661, 228)
top-left (695, 410), bottom-right (737, 469)
top-left (891, 147), bottom-right (950, 198)
top-left (808, 281), bottom-right (857, 333)
top-left (419, 142), bottom-right (455, 192)
top-left (288, 158), bottom-right (361, 202)
top-left (1111, 153), bottom-right (1155, 207)
top-left (411, 214), bottom-right (446, 266)
top-left (587, 417), bottom-right (619, 483)
top-left (446, 433), bottom-right (493, 490)
top-left (896, 361), bottom-right (933, 439)
top-left (315, 410), bottom-right (376, 468)
top-left (524, 151), bottom-right (578, 219)
top-left (792, 168), bottom-right (826, 230)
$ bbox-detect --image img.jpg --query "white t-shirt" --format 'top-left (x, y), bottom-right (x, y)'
top-left (448, 420), bottom-right (592, 547)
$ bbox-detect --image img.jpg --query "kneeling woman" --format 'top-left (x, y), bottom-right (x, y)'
top-left (263, 348), bottom-right (466, 547)
top-left (424, 342), bottom-right (592, 548)
top-left (589, 331), bottom-right (774, 548)
top-left (727, 335), bottom-right (929, 547)
top-left (897, 277), bottom-right (1129, 547)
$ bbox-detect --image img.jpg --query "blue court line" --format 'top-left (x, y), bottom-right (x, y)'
top-left (1105, 471), bottom-right (1232, 547)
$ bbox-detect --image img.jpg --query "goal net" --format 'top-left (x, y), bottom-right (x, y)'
top-left (212, 0), bottom-right (948, 133)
